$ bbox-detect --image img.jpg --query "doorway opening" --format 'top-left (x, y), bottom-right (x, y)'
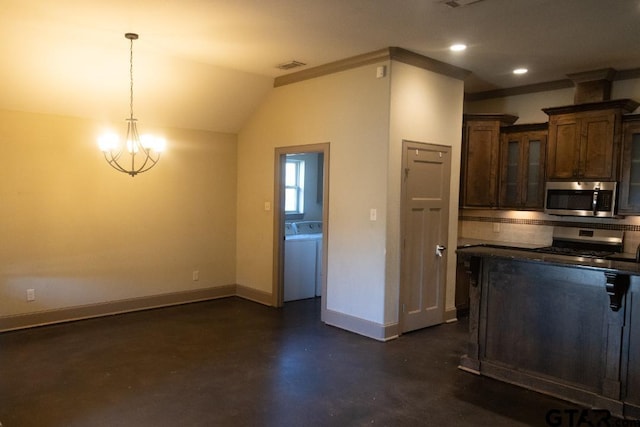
top-left (273, 143), bottom-right (329, 321)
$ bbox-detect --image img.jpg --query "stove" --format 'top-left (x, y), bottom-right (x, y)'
top-left (533, 227), bottom-right (624, 259)
top-left (533, 246), bottom-right (616, 258)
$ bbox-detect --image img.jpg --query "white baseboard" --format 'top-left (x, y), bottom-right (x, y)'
top-left (324, 308), bottom-right (399, 342)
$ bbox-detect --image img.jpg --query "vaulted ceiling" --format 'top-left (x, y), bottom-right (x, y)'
top-left (2, 0), bottom-right (639, 133)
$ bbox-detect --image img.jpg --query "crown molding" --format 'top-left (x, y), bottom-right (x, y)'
top-left (542, 99), bottom-right (640, 116)
top-left (464, 79), bottom-right (574, 102)
top-left (466, 67), bottom-right (640, 102)
top-left (274, 47), bottom-right (470, 88)
top-left (388, 47), bottom-right (471, 81)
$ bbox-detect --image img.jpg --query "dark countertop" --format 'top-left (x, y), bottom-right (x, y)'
top-left (456, 244), bottom-right (640, 276)
top-left (457, 238), bottom-right (542, 250)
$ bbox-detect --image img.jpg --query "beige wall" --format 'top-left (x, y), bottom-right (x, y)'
top-left (0, 109), bottom-right (237, 317)
top-left (1, 57), bottom-right (467, 333)
top-left (237, 59), bottom-right (465, 330)
top-left (387, 62), bottom-right (464, 322)
top-left (237, 62), bottom-right (392, 324)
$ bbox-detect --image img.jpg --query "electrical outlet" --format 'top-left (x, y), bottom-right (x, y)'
top-left (192, 270), bottom-right (199, 281)
top-left (493, 223), bottom-right (501, 233)
top-left (26, 288), bottom-right (36, 302)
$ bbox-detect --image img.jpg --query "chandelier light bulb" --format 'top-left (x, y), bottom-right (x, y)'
top-left (140, 134), bottom-right (167, 152)
top-left (98, 132), bottom-right (119, 152)
top-left (155, 138), bottom-right (167, 153)
top-left (126, 139), bottom-right (139, 153)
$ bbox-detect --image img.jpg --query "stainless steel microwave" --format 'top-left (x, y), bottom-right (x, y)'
top-left (544, 181), bottom-right (617, 217)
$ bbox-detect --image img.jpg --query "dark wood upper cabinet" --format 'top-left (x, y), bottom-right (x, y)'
top-left (618, 115), bottom-right (640, 214)
top-left (460, 114), bottom-right (517, 208)
top-left (499, 124), bottom-right (548, 209)
top-left (543, 100), bottom-right (639, 181)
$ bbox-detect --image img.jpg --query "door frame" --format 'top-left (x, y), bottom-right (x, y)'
top-left (398, 140), bottom-right (451, 333)
top-left (272, 143), bottom-right (330, 320)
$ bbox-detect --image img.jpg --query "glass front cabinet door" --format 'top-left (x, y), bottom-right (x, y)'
top-left (619, 116), bottom-right (640, 214)
top-left (499, 125), bottom-right (548, 210)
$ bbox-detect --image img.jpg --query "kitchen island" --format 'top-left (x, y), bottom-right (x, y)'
top-left (457, 245), bottom-right (640, 419)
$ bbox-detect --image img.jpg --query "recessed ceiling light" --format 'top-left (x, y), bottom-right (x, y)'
top-left (513, 68), bottom-right (528, 75)
top-left (450, 43), bottom-right (467, 52)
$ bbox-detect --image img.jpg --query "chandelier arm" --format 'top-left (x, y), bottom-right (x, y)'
top-left (103, 152), bottom-right (132, 175)
top-left (105, 151), bottom-right (160, 176)
top-left (134, 152), bottom-right (161, 174)
top-left (108, 147), bottom-right (125, 164)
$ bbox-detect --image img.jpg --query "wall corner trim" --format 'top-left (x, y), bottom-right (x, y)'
top-left (324, 308), bottom-right (398, 342)
top-left (236, 284), bottom-right (272, 306)
top-left (444, 307), bottom-right (458, 323)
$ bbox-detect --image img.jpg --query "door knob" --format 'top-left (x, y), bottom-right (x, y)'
top-left (435, 245), bottom-right (447, 257)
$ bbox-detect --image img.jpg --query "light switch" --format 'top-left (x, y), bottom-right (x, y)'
top-left (370, 208), bottom-right (377, 221)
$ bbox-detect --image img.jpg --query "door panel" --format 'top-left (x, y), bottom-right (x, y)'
top-left (548, 117), bottom-right (579, 179)
top-left (401, 142), bottom-right (451, 333)
top-left (463, 123), bottom-right (500, 207)
top-left (582, 112), bottom-right (615, 179)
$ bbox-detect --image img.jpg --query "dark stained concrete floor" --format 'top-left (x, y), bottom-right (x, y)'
top-left (0, 297), bottom-right (586, 426)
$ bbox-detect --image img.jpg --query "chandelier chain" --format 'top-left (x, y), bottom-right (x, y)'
top-left (129, 36), bottom-right (134, 120)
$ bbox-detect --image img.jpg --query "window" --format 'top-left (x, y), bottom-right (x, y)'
top-left (285, 159), bottom-right (305, 214)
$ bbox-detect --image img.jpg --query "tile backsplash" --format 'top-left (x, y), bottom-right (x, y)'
top-left (459, 220), bottom-right (553, 246)
top-left (459, 211), bottom-right (640, 254)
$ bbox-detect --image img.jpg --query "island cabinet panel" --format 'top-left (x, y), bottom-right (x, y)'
top-left (481, 259), bottom-right (608, 392)
top-left (456, 246), bottom-right (640, 418)
top-left (624, 279), bottom-right (640, 418)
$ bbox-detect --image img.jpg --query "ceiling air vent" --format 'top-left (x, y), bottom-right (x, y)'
top-left (276, 60), bottom-right (306, 70)
top-left (443, 0), bottom-right (485, 7)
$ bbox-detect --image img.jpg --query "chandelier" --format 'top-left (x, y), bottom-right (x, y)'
top-left (98, 33), bottom-right (165, 177)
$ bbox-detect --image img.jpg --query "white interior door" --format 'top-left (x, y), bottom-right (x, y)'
top-left (400, 141), bottom-right (451, 333)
